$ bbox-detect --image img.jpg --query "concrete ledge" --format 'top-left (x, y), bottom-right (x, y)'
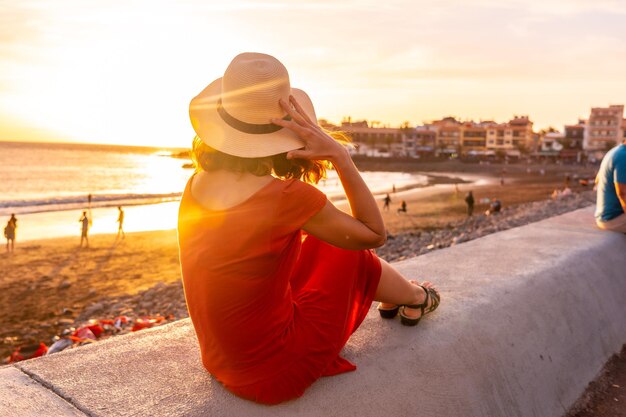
top-left (0, 367), bottom-right (86, 416)
top-left (2, 207), bottom-right (626, 417)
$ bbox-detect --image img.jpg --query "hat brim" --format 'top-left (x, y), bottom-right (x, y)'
top-left (189, 78), bottom-right (317, 158)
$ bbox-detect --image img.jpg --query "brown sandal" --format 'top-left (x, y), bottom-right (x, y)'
top-left (399, 285), bottom-right (440, 326)
top-left (377, 303), bottom-right (399, 319)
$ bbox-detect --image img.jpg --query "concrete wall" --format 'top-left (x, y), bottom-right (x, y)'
top-left (2, 207), bottom-right (625, 417)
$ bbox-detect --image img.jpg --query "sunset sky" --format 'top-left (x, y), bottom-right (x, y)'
top-left (1, 0), bottom-right (625, 148)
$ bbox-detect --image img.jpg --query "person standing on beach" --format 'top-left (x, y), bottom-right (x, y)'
top-left (86, 194), bottom-right (93, 229)
top-left (4, 214), bottom-right (17, 252)
top-left (79, 211), bottom-right (90, 248)
top-left (397, 200), bottom-right (407, 214)
top-left (178, 53), bottom-right (440, 405)
top-left (595, 139), bottom-right (626, 233)
top-left (116, 206), bottom-right (125, 239)
top-left (383, 193), bottom-right (392, 211)
top-left (465, 191), bottom-right (475, 216)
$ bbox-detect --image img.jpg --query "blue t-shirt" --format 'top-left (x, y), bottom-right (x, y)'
top-left (595, 144), bottom-right (626, 222)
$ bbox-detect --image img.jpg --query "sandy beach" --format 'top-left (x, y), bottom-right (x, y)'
top-left (362, 160), bottom-right (597, 233)
top-left (1, 161), bottom-right (598, 362)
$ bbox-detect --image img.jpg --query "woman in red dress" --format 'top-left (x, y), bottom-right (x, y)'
top-left (178, 52), bottom-right (440, 405)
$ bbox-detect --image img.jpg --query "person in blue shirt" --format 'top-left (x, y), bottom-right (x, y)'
top-left (595, 140), bottom-right (626, 232)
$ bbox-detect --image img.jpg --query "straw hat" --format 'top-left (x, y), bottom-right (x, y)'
top-left (189, 52), bottom-right (317, 158)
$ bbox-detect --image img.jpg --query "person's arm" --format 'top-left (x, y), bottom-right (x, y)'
top-left (271, 96), bottom-right (386, 250)
top-left (616, 182), bottom-right (626, 210)
top-left (615, 161), bottom-right (626, 210)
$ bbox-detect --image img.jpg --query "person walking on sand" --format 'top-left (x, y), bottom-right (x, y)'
top-left (4, 214), bottom-right (17, 252)
top-left (116, 206), bottom-right (125, 239)
top-left (396, 200), bottom-right (407, 214)
top-left (383, 193), bottom-right (392, 211)
top-left (465, 191), bottom-right (475, 216)
top-left (79, 211), bottom-right (90, 248)
top-left (595, 138), bottom-right (626, 233)
top-left (178, 53), bottom-right (440, 405)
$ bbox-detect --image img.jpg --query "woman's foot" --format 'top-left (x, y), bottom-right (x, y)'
top-left (399, 280), bottom-right (440, 326)
top-left (377, 280), bottom-right (440, 321)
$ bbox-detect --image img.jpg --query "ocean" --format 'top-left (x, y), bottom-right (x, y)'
top-left (0, 141), bottom-right (427, 242)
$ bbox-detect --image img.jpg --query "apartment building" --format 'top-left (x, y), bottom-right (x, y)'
top-left (428, 117), bottom-right (461, 156)
top-left (484, 116), bottom-right (534, 155)
top-left (540, 131), bottom-right (564, 155)
top-left (560, 120), bottom-right (585, 162)
top-left (427, 115), bottom-right (534, 157)
top-left (583, 105), bottom-right (624, 153)
top-left (563, 121), bottom-right (585, 149)
top-left (402, 127), bottom-right (436, 158)
top-left (508, 116), bottom-right (534, 151)
top-left (461, 122), bottom-right (487, 155)
top-left (339, 120), bottom-right (403, 157)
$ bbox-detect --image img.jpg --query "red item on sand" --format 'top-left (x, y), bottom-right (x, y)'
top-left (131, 320), bottom-right (154, 332)
top-left (73, 327), bottom-right (97, 341)
top-left (8, 342), bottom-right (48, 363)
top-left (113, 316), bottom-right (129, 329)
top-left (115, 316), bottom-right (129, 324)
top-left (87, 324), bottom-right (105, 337)
top-left (178, 177), bottom-right (381, 404)
top-left (131, 316), bottom-right (165, 332)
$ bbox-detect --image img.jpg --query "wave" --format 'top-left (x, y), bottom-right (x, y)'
top-left (0, 192), bottom-right (182, 216)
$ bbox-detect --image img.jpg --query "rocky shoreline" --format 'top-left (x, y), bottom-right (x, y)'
top-left (377, 189), bottom-right (596, 262)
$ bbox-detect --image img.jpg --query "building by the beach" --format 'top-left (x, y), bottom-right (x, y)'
top-left (560, 120), bottom-right (586, 162)
top-left (339, 119), bottom-right (403, 157)
top-left (402, 127), bottom-right (437, 158)
top-left (426, 115), bottom-right (534, 158)
top-left (583, 104), bottom-right (624, 159)
top-left (328, 103), bottom-right (625, 162)
top-left (331, 115), bottom-right (535, 159)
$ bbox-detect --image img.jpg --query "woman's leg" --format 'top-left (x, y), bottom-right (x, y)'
top-left (374, 258), bottom-right (437, 319)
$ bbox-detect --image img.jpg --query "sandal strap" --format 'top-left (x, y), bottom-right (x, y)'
top-left (423, 287), bottom-right (440, 314)
top-left (404, 285), bottom-right (440, 316)
top-left (403, 285), bottom-right (430, 316)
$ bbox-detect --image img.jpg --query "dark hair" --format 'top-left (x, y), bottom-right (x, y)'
top-left (191, 133), bottom-right (350, 184)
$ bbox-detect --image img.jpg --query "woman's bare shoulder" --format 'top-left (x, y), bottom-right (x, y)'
top-left (191, 171), bottom-right (275, 211)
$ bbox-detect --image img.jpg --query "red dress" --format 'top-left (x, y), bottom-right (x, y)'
top-left (177, 176), bottom-right (381, 404)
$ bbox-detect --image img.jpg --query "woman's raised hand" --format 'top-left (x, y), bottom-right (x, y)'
top-left (271, 96), bottom-right (348, 164)
top-left (276, 97), bottom-right (385, 249)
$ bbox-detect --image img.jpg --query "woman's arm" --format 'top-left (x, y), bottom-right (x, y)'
top-left (271, 96), bottom-right (386, 250)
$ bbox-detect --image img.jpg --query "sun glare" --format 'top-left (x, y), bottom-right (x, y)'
top-left (1, 1), bottom-right (626, 145)
top-left (0, 2), bottom-right (250, 147)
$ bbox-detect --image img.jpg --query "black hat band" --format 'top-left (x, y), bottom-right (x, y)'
top-left (217, 99), bottom-right (291, 135)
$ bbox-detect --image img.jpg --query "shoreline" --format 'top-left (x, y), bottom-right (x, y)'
top-left (6, 158), bottom-right (595, 242)
top-left (11, 170), bottom-right (459, 243)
